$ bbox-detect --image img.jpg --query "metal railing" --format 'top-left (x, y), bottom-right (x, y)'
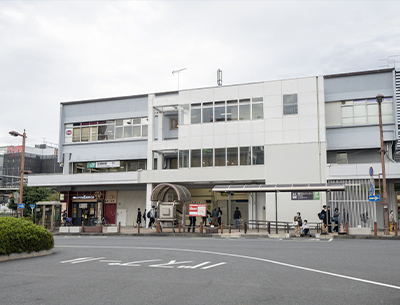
top-left (246, 220), bottom-right (322, 235)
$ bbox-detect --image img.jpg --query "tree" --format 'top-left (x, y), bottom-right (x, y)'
top-left (8, 186), bottom-right (56, 217)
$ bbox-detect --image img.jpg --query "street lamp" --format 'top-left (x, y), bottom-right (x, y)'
top-left (376, 95), bottom-right (390, 235)
top-left (9, 129), bottom-right (27, 218)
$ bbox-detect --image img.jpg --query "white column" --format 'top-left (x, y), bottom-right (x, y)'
top-left (146, 183), bottom-right (154, 228)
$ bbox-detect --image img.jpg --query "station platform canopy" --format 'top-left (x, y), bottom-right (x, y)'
top-left (212, 183), bottom-right (345, 193)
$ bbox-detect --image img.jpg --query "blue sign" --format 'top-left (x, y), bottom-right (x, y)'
top-left (30, 204), bottom-right (35, 209)
top-left (18, 203), bottom-right (25, 209)
top-left (369, 166), bottom-right (374, 176)
top-left (369, 195), bottom-right (380, 202)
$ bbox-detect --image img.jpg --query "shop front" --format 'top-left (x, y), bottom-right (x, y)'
top-left (72, 201), bottom-right (98, 226)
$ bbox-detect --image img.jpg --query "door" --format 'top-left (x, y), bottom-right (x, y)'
top-left (117, 209), bottom-right (127, 226)
top-left (104, 203), bottom-right (116, 224)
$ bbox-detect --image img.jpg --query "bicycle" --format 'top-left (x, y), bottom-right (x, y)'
top-left (63, 217), bottom-right (73, 227)
top-left (89, 216), bottom-right (108, 226)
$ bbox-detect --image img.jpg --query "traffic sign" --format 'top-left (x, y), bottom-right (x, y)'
top-left (30, 204), bottom-right (35, 209)
top-left (369, 166), bottom-right (374, 176)
top-left (369, 195), bottom-right (380, 202)
top-left (18, 203), bottom-right (25, 209)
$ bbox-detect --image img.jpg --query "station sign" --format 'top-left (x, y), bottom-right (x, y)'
top-left (291, 192), bottom-right (320, 200)
top-left (188, 204), bottom-right (207, 217)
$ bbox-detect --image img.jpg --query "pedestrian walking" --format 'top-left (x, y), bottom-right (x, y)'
top-left (137, 208), bottom-right (142, 227)
top-left (218, 207), bottom-right (223, 226)
top-left (333, 208), bottom-right (340, 232)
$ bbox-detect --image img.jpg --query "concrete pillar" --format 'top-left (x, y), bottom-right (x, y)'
top-left (51, 205), bottom-right (55, 230)
top-left (42, 205), bottom-right (45, 227)
top-left (146, 183), bottom-right (153, 228)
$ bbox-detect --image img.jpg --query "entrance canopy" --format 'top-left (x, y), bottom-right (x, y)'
top-left (150, 183), bottom-right (192, 202)
top-left (212, 183), bottom-right (345, 193)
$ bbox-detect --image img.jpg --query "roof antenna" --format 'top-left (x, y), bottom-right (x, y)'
top-left (217, 68), bottom-right (222, 86)
top-left (172, 68), bottom-right (187, 90)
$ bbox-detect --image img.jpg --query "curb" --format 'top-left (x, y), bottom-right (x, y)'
top-left (0, 249), bottom-right (53, 262)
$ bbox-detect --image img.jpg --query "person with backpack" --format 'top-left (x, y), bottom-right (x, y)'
top-left (233, 207), bottom-right (241, 228)
top-left (148, 206), bottom-right (155, 228)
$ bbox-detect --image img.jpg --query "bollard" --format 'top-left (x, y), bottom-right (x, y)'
top-left (321, 223), bottom-right (326, 235)
top-left (100, 223), bottom-right (103, 233)
top-left (229, 225), bottom-right (231, 234)
top-left (157, 221), bottom-right (160, 233)
top-left (138, 223), bottom-right (140, 234)
top-left (374, 222), bottom-right (377, 236)
top-left (118, 222), bottom-right (121, 233)
top-left (178, 222), bottom-right (181, 233)
top-left (345, 221), bottom-right (349, 235)
top-left (221, 222), bottom-right (223, 234)
top-left (200, 222), bottom-right (203, 234)
top-left (267, 222), bottom-right (270, 234)
top-left (82, 221), bottom-right (84, 232)
top-left (395, 222), bottom-right (398, 236)
top-left (244, 222), bottom-right (247, 234)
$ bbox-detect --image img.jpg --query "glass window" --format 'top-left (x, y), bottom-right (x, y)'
top-left (336, 152), bottom-right (348, 164)
top-left (98, 125), bottom-right (107, 141)
top-left (142, 125), bottom-right (148, 137)
top-left (170, 117), bottom-right (178, 130)
top-left (252, 146), bottom-right (264, 165)
top-left (283, 94), bottom-right (298, 115)
top-left (227, 147), bottom-right (238, 166)
top-left (239, 99), bottom-right (250, 120)
top-left (179, 150), bottom-right (189, 168)
top-left (115, 127), bottom-right (123, 139)
top-left (72, 128), bottom-right (80, 142)
top-left (116, 119), bottom-right (123, 126)
top-left (215, 148), bottom-right (226, 166)
top-left (226, 100), bottom-right (238, 121)
top-left (179, 104), bottom-right (190, 125)
top-left (214, 101), bottom-right (225, 122)
top-left (124, 126), bottom-right (133, 138)
top-left (240, 147), bottom-right (251, 165)
top-left (132, 126), bottom-right (141, 137)
top-left (191, 149), bottom-right (201, 167)
top-left (191, 103), bottom-right (201, 124)
top-left (81, 127), bottom-right (89, 142)
top-left (252, 101), bottom-right (263, 120)
top-left (202, 149), bottom-right (213, 167)
top-left (203, 102), bottom-right (213, 123)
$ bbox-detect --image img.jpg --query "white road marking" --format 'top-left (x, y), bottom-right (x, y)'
top-left (201, 262), bottom-right (227, 269)
top-left (149, 260), bottom-right (193, 268)
top-left (70, 257), bottom-right (105, 264)
top-left (109, 259), bottom-right (162, 266)
top-left (57, 245), bottom-right (400, 291)
top-left (60, 257), bottom-right (92, 263)
top-left (100, 260), bottom-right (122, 263)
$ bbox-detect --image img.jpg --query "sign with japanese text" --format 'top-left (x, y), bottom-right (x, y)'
top-left (189, 204), bottom-right (207, 217)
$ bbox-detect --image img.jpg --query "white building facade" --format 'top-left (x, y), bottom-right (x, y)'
top-left (28, 68), bottom-right (399, 230)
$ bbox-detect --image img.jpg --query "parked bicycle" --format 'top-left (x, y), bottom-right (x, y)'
top-left (63, 217), bottom-right (73, 227)
top-left (89, 216), bottom-right (108, 226)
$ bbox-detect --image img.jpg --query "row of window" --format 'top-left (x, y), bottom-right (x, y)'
top-left (65, 118), bottom-right (148, 143)
top-left (178, 146), bottom-right (264, 168)
top-left (341, 97), bottom-right (393, 125)
top-left (178, 94), bottom-right (298, 126)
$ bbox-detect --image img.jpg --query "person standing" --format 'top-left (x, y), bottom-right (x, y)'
top-left (233, 207), bottom-right (241, 228)
top-left (327, 206), bottom-right (332, 233)
top-left (294, 212), bottom-right (302, 237)
top-left (389, 210), bottom-right (395, 232)
top-left (143, 209), bottom-right (146, 226)
top-left (149, 206), bottom-right (155, 228)
top-left (320, 205), bottom-right (327, 232)
top-left (211, 208), bottom-right (219, 226)
top-left (217, 207), bottom-right (223, 226)
top-left (136, 208), bottom-right (142, 227)
top-left (333, 208), bottom-right (340, 232)
top-left (188, 216), bottom-right (196, 232)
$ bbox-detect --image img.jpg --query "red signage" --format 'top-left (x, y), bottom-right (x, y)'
top-left (189, 204), bottom-right (207, 217)
top-left (66, 129), bottom-right (72, 136)
top-left (7, 146), bottom-right (22, 154)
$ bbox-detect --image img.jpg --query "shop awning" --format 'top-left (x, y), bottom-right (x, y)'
top-left (150, 183), bottom-right (192, 202)
top-left (212, 183), bottom-right (345, 193)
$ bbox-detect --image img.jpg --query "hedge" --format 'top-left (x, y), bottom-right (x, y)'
top-left (0, 217), bottom-right (54, 255)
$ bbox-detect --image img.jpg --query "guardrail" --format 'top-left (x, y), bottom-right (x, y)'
top-left (245, 220), bottom-right (322, 235)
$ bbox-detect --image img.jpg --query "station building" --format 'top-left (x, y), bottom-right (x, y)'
top-left (28, 68), bottom-right (400, 230)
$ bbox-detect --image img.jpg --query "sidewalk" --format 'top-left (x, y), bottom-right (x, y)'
top-left (53, 225), bottom-right (400, 240)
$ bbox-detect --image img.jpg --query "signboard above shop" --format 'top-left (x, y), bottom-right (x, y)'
top-left (291, 191), bottom-right (320, 200)
top-left (87, 161), bottom-right (120, 169)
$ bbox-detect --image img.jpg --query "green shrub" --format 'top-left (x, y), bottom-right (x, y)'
top-left (0, 217), bottom-right (54, 255)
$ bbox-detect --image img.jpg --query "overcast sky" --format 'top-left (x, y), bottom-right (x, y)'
top-left (1, 0), bottom-right (399, 148)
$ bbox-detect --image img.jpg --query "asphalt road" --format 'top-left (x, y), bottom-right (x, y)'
top-left (1, 236), bottom-right (399, 305)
